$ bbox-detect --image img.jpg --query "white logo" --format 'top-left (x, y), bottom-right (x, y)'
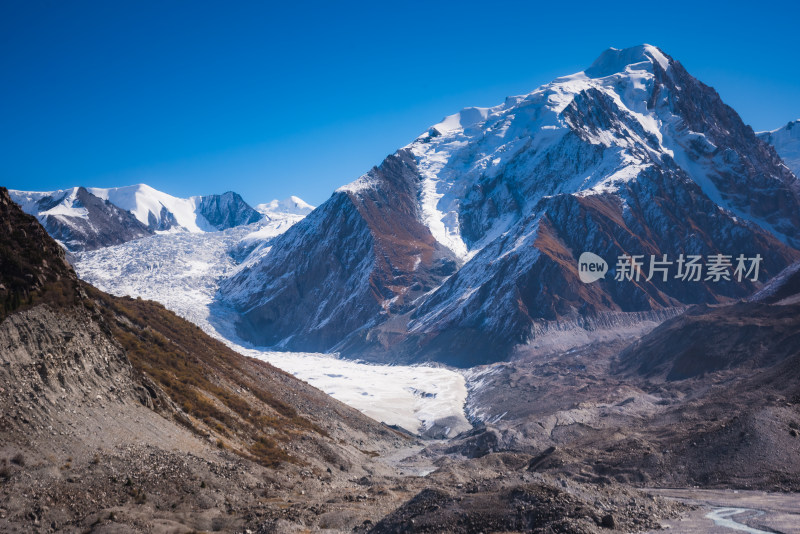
top-left (578, 252), bottom-right (608, 283)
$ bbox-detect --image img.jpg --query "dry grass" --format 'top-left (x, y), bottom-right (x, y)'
top-left (83, 283), bottom-right (329, 466)
top-left (1, 189), bottom-right (331, 469)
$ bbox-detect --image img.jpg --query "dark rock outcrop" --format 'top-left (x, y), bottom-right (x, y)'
top-left (196, 191), bottom-right (263, 230)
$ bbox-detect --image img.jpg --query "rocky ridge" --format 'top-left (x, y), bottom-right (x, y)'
top-left (219, 45), bottom-right (800, 366)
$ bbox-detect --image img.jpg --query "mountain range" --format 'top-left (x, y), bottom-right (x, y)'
top-left (8, 184), bottom-right (264, 251)
top-left (214, 44), bottom-right (800, 366)
top-left (11, 45), bottom-right (800, 368)
top-left (5, 43), bottom-right (800, 532)
top-left (1, 183), bottom-right (705, 533)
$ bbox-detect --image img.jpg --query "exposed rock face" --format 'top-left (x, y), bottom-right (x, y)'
top-left (393, 166), bottom-right (797, 365)
top-left (195, 191), bottom-right (263, 230)
top-left (0, 305), bottom-right (163, 436)
top-left (224, 151), bottom-right (459, 351)
top-left (225, 190), bottom-right (379, 350)
top-left (657, 62), bottom-right (799, 241)
top-left (219, 45), bottom-right (800, 365)
top-left (749, 260), bottom-right (800, 304)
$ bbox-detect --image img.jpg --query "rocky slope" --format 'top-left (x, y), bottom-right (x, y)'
top-left (9, 184), bottom-right (264, 251)
top-left (615, 301), bottom-right (800, 380)
top-left (224, 152), bottom-right (460, 351)
top-left (611, 298), bottom-right (800, 490)
top-left (0, 187), bottom-right (82, 320)
top-left (749, 259), bottom-right (800, 304)
top-left (448, 273), bottom-right (800, 494)
top-left (0, 187), bottom-right (413, 531)
top-left (219, 44), bottom-right (800, 365)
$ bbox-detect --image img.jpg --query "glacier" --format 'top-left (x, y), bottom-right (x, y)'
top-left (73, 203), bottom-right (471, 438)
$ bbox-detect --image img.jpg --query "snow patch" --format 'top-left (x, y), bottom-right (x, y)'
top-left (336, 173), bottom-right (382, 194)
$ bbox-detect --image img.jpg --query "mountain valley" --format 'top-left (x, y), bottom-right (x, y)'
top-left (4, 43), bottom-right (800, 533)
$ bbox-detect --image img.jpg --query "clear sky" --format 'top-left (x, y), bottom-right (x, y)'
top-left (2, 1), bottom-right (799, 207)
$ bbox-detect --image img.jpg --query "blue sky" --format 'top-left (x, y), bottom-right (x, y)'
top-left (2, 1), bottom-right (799, 207)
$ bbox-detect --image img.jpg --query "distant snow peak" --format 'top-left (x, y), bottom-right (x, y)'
top-left (758, 119), bottom-right (800, 177)
top-left (256, 196), bottom-right (314, 217)
top-left (402, 44), bottom-right (677, 260)
top-left (10, 183), bottom-right (265, 251)
top-left (86, 183), bottom-right (212, 232)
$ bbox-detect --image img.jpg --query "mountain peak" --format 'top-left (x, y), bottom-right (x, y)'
top-left (219, 43), bottom-right (800, 365)
top-left (431, 106), bottom-right (493, 134)
top-left (771, 119), bottom-right (799, 133)
top-left (9, 183), bottom-right (264, 251)
top-left (757, 118), bottom-right (800, 137)
top-left (256, 196), bottom-right (314, 217)
top-left (584, 44), bottom-right (670, 78)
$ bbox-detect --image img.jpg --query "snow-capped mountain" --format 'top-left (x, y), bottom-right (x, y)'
top-left (194, 190), bottom-right (262, 230)
top-left (218, 44), bottom-right (800, 366)
top-left (9, 184), bottom-right (263, 251)
top-left (9, 187), bottom-right (152, 251)
top-left (758, 119), bottom-right (800, 177)
top-left (256, 196), bottom-right (315, 217)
